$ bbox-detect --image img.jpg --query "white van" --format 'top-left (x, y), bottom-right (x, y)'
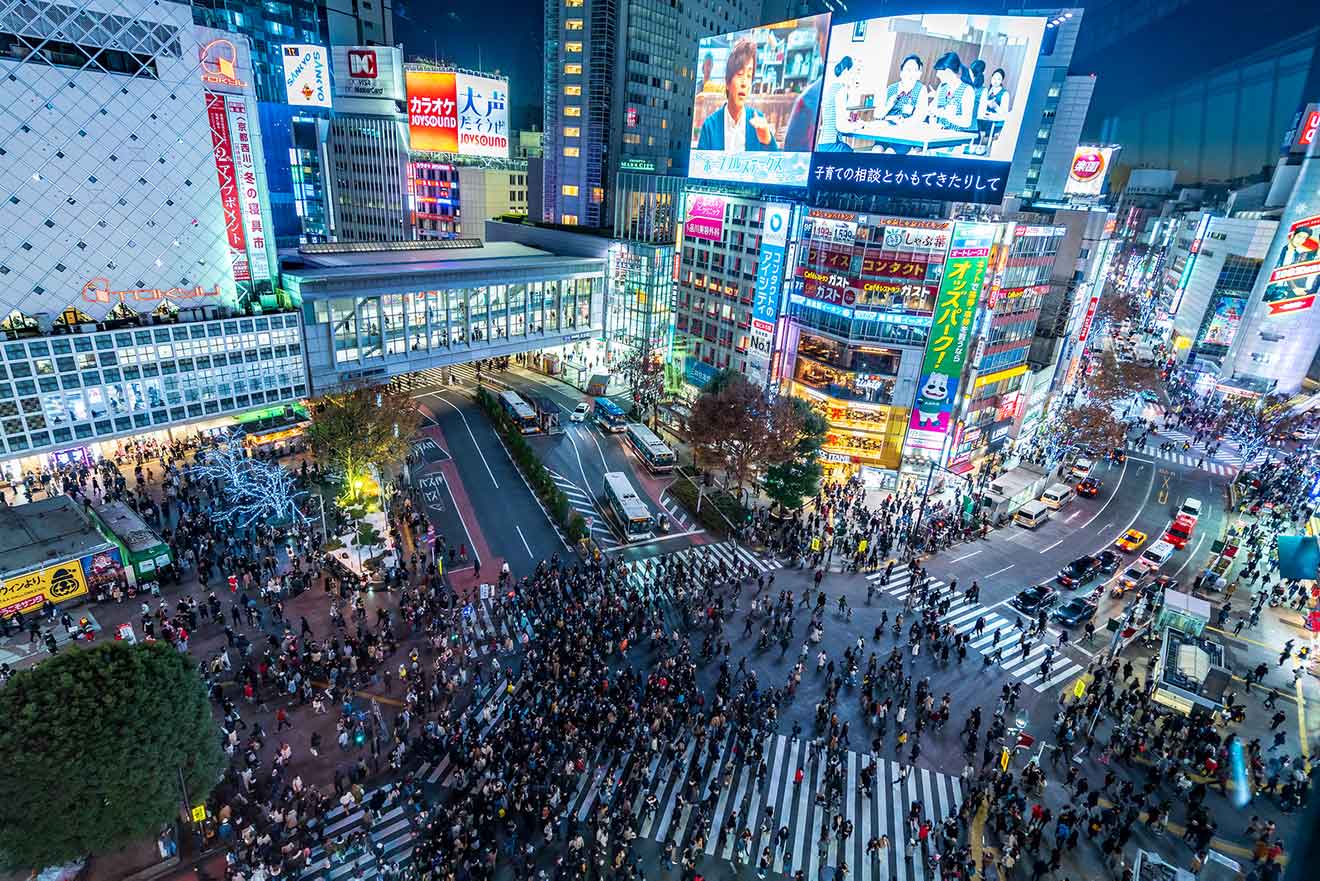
top-left (1014, 500), bottom-right (1052, 529)
top-left (1039, 483), bottom-right (1076, 510)
top-left (1070, 458), bottom-right (1095, 480)
top-left (1137, 539), bottom-right (1177, 571)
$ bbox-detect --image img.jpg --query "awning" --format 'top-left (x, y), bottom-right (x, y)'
top-left (1276, 535), bottom-right (1320, 581)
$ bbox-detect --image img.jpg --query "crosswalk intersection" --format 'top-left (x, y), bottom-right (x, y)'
top-left (547, 468), bottom-right (621, 549)
top-left (409, 685), bottom-right (963, 881)
top-left (865, 570), bottom-right (1084, 692)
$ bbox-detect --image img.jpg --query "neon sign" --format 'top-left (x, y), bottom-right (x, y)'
top-left (81, 278), bottom-right (223, 306)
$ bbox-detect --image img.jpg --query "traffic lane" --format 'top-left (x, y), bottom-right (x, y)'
top-left (424, 390), bottom-right (566, 569)
top-left (932, 457), bottom-right (1152, 600)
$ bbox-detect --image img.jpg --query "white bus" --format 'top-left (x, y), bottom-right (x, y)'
top-left (498, 390), bottom-right (539, 433)
top-left (625, 422), bottom-right (676, 473)
top-left (602, 471), bottom-right (653, 541)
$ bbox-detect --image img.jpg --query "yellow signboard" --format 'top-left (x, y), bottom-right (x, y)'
top-left (0, 559), bottom-right (88, 616)
top-left (191, 804), bottom-right (207, 823)
top-left (858, 539), bottom-right (869, 553)
top-left (1000, 747), bottom-right (1011, 771)
top-left (810, 537), bottom-right (822, 552)
top-left (1073, 678), bottom-right (1088, 699)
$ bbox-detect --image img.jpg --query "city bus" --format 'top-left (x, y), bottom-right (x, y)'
top-left (498, 390), bottom-right (539, 433)
top-left (601, 471), bottom-right (654, 541)
top-left (625, 422), bottom-right (676, 473)
top-left (593, 396), bottom-right (627, 433)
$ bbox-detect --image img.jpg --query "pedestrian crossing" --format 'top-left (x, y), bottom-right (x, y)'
top-left (865, 570), bottom-right (1084, 692)
top-left (658, 489), bottom-right (694, 531)
top-left (1131, 444), bottom-right (1238, 475)
top-left (620, 539), bottom-right (783, 586)
top-left (547, 468), bottom-right (620, 549)
top-left (413, 683), bottom-right (964, 881)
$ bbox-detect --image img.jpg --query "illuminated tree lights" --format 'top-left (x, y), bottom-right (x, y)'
top-left (190, 431), bottom-right (309, 527)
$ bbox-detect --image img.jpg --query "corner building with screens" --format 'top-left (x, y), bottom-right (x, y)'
top-left (783, 211), bottom-right (956, 487)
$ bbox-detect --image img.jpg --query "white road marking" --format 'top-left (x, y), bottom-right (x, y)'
top-left (986, 564), bottom-right (1015, 578)
top-left (1042, 539), bottom-right (1064, 552)
top-left (427, 393), bottom-right (499, 489)
top-left (950, 549), bottom-right (982, 563)
top-left (515, 525), bottom-right (533, 558)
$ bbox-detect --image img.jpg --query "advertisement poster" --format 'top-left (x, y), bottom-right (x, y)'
top-left (1261, 213), bottom-right (1320, 315)
top-left (809, 14), bottom-right (1045, 204)
top-left (332, 45), bottom-right (404, 101)
top-left (224, 97), bottom-right (270, 282)
top-left (689, 14), bottom-right (831, 187)
top-left (1201, 295), bottom-right (1245, 346)
top-left (752, 204), bottom-right (792, 330)
top-left (406, 71), bottom-right (509, 158)
top-left (905, 222), bottom-right (996, 452)
top-left (1064, 145), bottom-right (1117, 196)
top-left (683, 194), bottom-right (726, 242)
top-left (0, 560), bottom-right (89, 616)
top-left (281, 44), bottom-right (332, 108)
top-left (205, 93), bottom-right (250, 283)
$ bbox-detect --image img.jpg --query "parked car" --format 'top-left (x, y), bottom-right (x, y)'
top-left (1053, 596), bottom-right (1099, 627)
top-left (1010, 584), bottom-right (1058, 616)
top-left (570, 402), bottom-right (590, 423)
top-left (1057, 555), bottom-right (1102, 588)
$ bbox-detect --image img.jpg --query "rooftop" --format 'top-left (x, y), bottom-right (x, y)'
top-left (0, 496), bottom-right (115, 576)
top-left (279, 239), bottom-right (599, 283)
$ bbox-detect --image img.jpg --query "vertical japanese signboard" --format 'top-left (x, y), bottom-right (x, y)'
top-left (905, 222), bottom-right (996, 452)
top-left (750, 203), bottom-right (791, 363)
top-left (224, 97), bottom-right (270, 282)
top-left (205, 93), bottom-right (249, 283)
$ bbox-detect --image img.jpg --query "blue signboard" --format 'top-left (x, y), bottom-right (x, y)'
top-left (684, 356), bottom-right (718, 389)
top-left (811, 154), bottom-right (1007, 203)
top-left (752, 203), bottom-right (791, 329)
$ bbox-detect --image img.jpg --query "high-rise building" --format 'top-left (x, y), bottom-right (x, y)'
top-left (541, 0), bottom-right (762, 228)
top-left (0, 0), bottom-right (306, 477)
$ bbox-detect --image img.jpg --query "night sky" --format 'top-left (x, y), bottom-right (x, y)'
top-left (395, 0), bottom-right (544, 131)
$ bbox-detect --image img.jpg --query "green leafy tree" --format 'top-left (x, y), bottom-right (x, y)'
top-left (763, 398), bottom-right (827, 511)
top-left (0, 642), bottom-right (224, 869)
top-left (305, 385), bottom-right (421, 503)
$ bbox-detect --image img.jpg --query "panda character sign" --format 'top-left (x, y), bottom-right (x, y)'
top-left (913, 373), bottom-right (951, 429)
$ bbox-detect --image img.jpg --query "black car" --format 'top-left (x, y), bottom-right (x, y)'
top-left (1010, 584), bottom-right (1058, 616)
top-left (1053, 597), bottom-right (1098, 627)
top-left (1094, 549), bottom-right (1121, 574)
top-left (1077, 477), bottom-right (1101, 498)
top-left (1056, 555), bottom-right (1102, 588)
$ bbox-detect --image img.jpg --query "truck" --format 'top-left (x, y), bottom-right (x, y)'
top-left (1134, 344), bottom-right (1156, 367)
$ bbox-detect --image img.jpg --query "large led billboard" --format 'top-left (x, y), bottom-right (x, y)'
top-left (1260, 213), bottom-right (1320, 316)
top-left (809, 14), bottom-right (1045, 205)
top-left (406, 71), bottom-right (510, 158)
top-left (1064, 145), bottom-right (1117, 197)
top-left (688, 14), bottom-right (831, 187)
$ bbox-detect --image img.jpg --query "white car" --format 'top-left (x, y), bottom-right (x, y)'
top-left (570, 402), bottom-right (590, 423)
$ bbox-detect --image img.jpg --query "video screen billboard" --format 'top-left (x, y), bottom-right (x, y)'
top-left (1261, 212), bottom-right (1320, 316)
top-left (809, 14), bottom-right (1045, 205)
top-left (1064, 145), bottom-right (1117, 196)
top-left (406, 71), bottom-right (510, 158)
top-left (688, 14), bottom-right (831, 187)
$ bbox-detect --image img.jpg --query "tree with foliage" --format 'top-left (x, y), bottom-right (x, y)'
top-left (305, 385), bottom-right (420, 504)
top-left (0, 641), bottom-right (224, 870)
top-left (616, 342), bottom-right (664, 421)
top-left (687, 373), bottom-right (801, 492)
top-left (190, 431), bottom-right (307, 526)
top-left (763, 397), bottom-right (827, 511)
top-left (1056, 401), bottom-right (1128, 452)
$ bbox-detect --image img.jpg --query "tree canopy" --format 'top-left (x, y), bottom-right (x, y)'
top-left (687, 374), bottom-right (804, 491)
top-left (0, 641), bottom-right (224, 870)
top-left (763, 398), bottom-right (827, 511)
top-left (305, 384), bottom-right (420, 492)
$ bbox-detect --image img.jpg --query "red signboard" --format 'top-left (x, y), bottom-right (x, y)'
top-left (1076, 294), bottom-right (1101, 343)
top-left (206, 92), bottom-right (249, 282)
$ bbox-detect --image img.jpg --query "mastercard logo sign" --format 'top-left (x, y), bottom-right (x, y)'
top-left (1070, 149), bottom-right (1106, 182)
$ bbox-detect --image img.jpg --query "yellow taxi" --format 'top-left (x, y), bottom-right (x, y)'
top-left (1114, 529), bottom-right (1147, 552)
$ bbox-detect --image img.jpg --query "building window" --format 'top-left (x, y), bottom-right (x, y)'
top-left (562, 185), bottom-right (580, 196)
top-left (563, 146), bottom-right (580, 157)
top-left (564, 64), bottom-right (582, 76)
top-left (565, 0), bottom-right (582, 5)
top-left (564, 105), bottom-right (582, 117)
top-left (566, 41), bottom-right (582, 53)
top-left (564, 85), bottom-right (581, 96)
top-left (563, 126), bottom-right (580, 138)
top-left (565, 18), bottom-right (583, 29)
top-left (591, 187), bottom-right (604, 203)
top-left (562, 214), bottom-right (579, 225)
